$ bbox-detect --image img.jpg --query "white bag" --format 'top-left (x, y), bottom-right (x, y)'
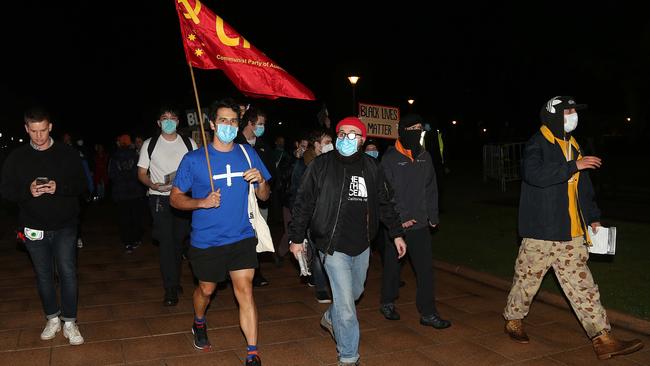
top-left (239, 144), bottom-right (274, 253)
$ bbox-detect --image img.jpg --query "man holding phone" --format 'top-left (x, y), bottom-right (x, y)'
top-left (0, 106), bottom-right (88, 345)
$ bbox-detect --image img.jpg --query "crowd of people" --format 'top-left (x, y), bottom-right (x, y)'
top-left (0, 96), bottom-right (643, 365)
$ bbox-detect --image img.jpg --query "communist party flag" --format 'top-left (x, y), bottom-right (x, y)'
top-left (175, 0), bottom-right (315, 100)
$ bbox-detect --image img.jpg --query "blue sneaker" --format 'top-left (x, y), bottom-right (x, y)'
top-left (192, 322), bottom-right (211, 350)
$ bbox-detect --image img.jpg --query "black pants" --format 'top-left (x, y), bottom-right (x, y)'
top-left (116, 198), bottom-right (144, 245)
top-left (310, 241), bottom-right (329, 293)
top-left (149, 195), bottom-right (190, 289)
top-left (380, 226), bottom-right (437, 316)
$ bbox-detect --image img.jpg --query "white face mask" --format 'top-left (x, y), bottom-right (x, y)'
top-left (564, 113), bottom-right (578, 133)
top-left (320, 143), bottom-right (334, 154)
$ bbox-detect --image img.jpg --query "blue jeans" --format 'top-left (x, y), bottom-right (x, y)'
top-left (322, 248), bottom-right (370, 364)
top-left (24, 226), bottom-right (78, 321)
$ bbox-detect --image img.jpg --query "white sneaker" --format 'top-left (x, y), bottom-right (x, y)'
top-left (40, 317), bottom-right (61, 340)
top-left (77, 238), bottom-right (84, 248)
top-left (63, 321), bottom-right (84, 345)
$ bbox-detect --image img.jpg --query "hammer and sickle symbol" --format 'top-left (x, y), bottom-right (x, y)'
top-left (178, 0), bottom-right (201, 25)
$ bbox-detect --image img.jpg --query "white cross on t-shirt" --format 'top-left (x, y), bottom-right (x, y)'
top-left (212, 164), bottom-right (244, 186)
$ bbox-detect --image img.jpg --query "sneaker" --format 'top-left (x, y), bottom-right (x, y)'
top-left (246, 355), bottom-right (262, 366)
top-left (380, 303), bottom-right (400, 320)
top-left (316, 290), bottom-right (332, 304)
top-left (320, 313), bottom-right (334, 340)
top-left (306, 275), bottom-right (316, 288)
top-left (252, 274), bottom-right (269, 287)
top-left (76, 238), bottom-right (84, 248)
top-left (125, 244), bottom-right (133, 254)
top-left (40, 317), bottom-right (61, 340)
top-left (420, 313), bottom-right (452, 329)
top-left (192, 322), bottom-right (211, 350)
top-left (337, 361), bottom-right (360, 366)
top-left (63, 321), bottom-right (84, 345)
top-left (163, 287), bottom-right (179, 306)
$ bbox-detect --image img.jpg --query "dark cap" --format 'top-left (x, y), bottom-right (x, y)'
top-left (399, 113), bottom-right (424, 129)
top-left (544, 96), bottom-right (587, 114)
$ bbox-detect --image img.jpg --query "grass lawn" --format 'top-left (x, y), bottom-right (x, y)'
top-left (432, 161), bottom-right (650, 320)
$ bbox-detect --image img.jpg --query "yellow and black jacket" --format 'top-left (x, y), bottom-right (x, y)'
top-left (518, 125), bottom-right (600, 243)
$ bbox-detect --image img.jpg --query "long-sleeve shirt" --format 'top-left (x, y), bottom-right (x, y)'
top-left (1, 142), bottom-right (86, 230)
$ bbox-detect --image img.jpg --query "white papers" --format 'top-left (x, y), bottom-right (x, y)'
top-left (587, 226), bottom-right (616, 255)
top-left (164, 171), bottom-right (177, 185)
top-left (158, 171), bottom-right (176, 191)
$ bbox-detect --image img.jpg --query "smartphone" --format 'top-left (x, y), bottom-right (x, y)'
top-left (35, 177), bottom-right (50, 185)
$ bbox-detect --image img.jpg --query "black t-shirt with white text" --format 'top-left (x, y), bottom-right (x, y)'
top-left (335, 157), bottom-right (368, 256)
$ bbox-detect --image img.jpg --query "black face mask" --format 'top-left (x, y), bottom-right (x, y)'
top-left (400, 129), bottom-right (422, 154)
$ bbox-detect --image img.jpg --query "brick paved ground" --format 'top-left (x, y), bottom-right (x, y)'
top-left (0, 202), bottom-right (647, 366)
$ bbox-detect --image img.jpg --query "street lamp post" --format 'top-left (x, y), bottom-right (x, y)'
top-left (348, 76), bottom-right (359, 116)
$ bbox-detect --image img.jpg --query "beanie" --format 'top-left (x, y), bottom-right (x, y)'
top-left (335, 117), bottom-right (367, 138)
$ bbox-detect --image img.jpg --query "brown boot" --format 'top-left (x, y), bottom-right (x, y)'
top-left (504, 319), bottom-right (529, 344)
top-left (592, 330), bottom-right (643, 360)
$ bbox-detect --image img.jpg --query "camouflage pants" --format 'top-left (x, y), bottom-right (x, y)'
top-left (503, 237), bottom-right (610, 338)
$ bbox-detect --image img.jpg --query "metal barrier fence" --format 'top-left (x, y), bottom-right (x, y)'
top-left (482, 142), bottom-right (525, 192)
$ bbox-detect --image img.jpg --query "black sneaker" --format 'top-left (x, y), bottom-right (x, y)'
top-left (252, 274), bottom-right (269, 287)
top-left (192, 322), bottom-right (211, 350)
top-left (163, 288), bottom-right (178, 306)
top-left (316, 291), bottom-right (332, 304)
top-left (420, 313), bottom-right (451, 329)
top-left (306, 275), bottom-right (316, 288)
top-left (246, 355), bottom-right (261, 366)
top-left (124, 244), bottom-right (133, 254)
top-left (380, 303), bottom-right (400, 320)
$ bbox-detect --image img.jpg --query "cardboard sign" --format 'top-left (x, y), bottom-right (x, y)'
top-left (358, 103), bottom-right (400, 139)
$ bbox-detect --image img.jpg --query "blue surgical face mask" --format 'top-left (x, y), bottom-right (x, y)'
top-left (254, 125), bottom-right (265, 137)
top-left (335, 137), bottom-right (358, 156)
top-left (365, 150), bottom-right (379, 159)
top-left (217, 124), bottom-right (238, 143)
top-left (161, 119), bottom-right (177, 134)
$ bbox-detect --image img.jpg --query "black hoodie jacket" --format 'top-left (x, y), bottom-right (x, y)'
top-left (518, 107), bottom-right (600, 242)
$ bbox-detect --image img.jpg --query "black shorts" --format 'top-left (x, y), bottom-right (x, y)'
top-left (188, 237), bottom-right (258, 283)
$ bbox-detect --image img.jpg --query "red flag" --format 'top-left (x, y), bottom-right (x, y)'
top-left (175, 0), bottom-right (315, 100)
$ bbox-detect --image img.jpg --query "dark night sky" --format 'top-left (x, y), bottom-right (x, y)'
top-left (3, 1), bottom-right (650, 150)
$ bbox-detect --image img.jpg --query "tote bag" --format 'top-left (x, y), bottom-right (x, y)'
top-left (238, 144), bottom-right (274, 253)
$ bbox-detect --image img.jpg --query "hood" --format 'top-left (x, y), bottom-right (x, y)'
top-left (539, 96), bottom-right (587, 138)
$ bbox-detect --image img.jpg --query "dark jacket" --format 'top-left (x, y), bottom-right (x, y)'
top-left (380, 146), bottom-right (439, 229)
top-left (235, 134), bottom-right (273, 208)
top-left (0, 142), bottom-right (86, 230)
top-left (288, 151), bottom-right (403, 255)
top-left (518, 129), bottom-right (600, 242)
top-left (109, 147), bottom-right (146, 201)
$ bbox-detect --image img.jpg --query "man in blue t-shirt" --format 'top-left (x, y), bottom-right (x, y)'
top-left (170, 99), bottom-right (270, 366)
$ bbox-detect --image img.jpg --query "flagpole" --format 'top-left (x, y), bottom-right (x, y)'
top-left (188, 64), bottom-right (215, 193)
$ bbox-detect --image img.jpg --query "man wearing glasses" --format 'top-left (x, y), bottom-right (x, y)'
top-left (378, 113), bottom-right (452, 330)
top-left (289, 117), bottom-right (406, 366)
top-left (170, 99), bottom-right (270, 366)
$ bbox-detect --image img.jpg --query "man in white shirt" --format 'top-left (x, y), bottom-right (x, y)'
top-left (138, 106), bottom-right (197, 306)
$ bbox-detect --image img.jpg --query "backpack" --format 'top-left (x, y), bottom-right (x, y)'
top-left (147, 133), bottom-right (193, 159)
